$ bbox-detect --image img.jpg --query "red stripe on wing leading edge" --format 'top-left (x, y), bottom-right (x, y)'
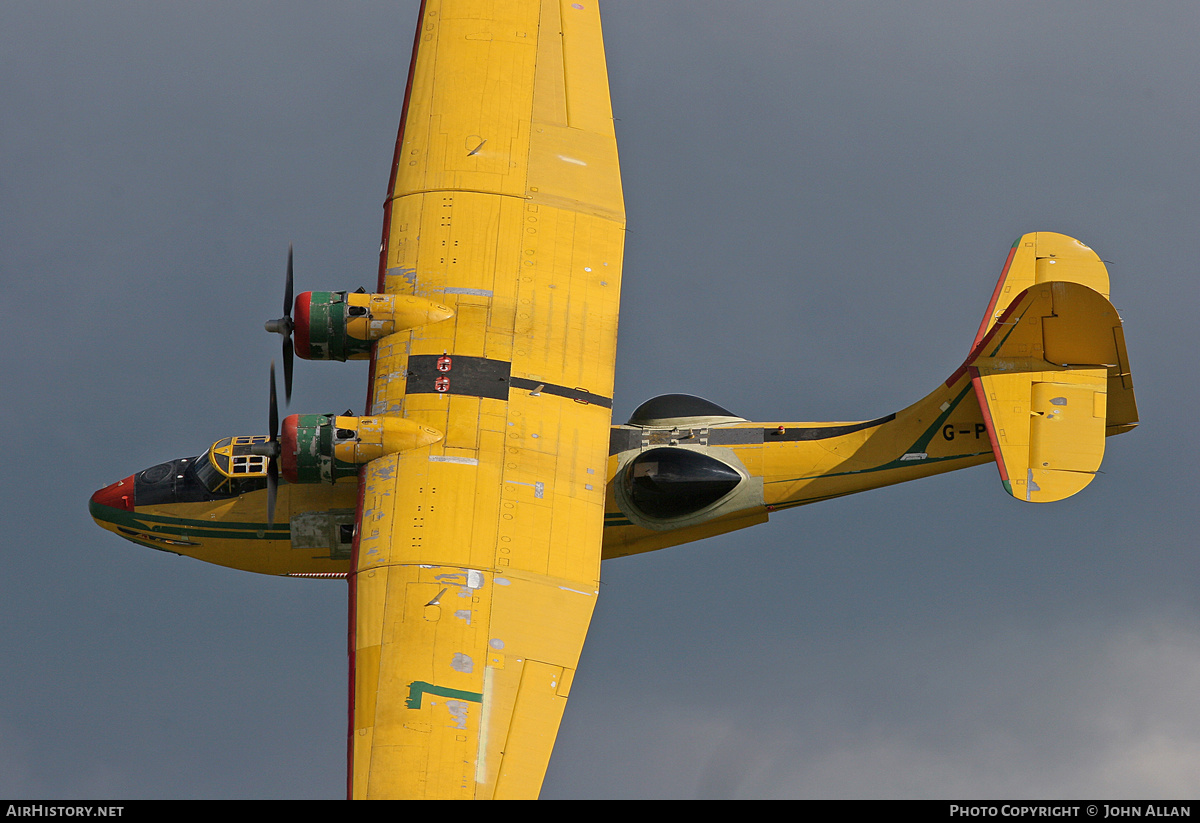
top-left (375, 0), bottom-right (428, 294)
top-left (365, 0), bottom-right (430, 419)
top-left (346, 462), bottom-right (370, 800)
top-left (351, 0), bottom-right (431, 799)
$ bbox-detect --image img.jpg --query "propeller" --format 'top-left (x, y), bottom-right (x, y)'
top-left (264, 244), bottom-right (295, 403)
top-left (249, 361), bottom-right (283, 528)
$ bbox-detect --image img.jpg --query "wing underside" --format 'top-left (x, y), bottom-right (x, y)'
top-left (349, 0), bottom-right (624, 799)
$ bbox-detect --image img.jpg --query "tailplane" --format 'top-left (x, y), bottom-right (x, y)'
top-left (965, 233), bottom-right (1137, 502)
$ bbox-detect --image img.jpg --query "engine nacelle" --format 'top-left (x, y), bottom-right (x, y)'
top-left (281, 413), bottom-right (443, 483)
top-left (293, 291), bottom-right (454, 361)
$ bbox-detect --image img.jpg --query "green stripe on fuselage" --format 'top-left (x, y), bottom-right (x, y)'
top-left (765, 380), bottom-right (981, 487)
top-left (90, 501), bottom-right (290, 541)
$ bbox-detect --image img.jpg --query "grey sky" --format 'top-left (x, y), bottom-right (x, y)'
top-left (2, 0), bottom-right (1196, 799)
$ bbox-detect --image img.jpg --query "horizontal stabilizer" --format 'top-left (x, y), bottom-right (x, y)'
top-left (969, 277), bottom-right (1131, 503)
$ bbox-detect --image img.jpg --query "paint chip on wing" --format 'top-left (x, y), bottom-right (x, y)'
top-left (386, 266), bottom-right (417, 287)
top-left (451, 653), bottom-right (474, 673)
top-left (558, 155), bottom-right (587, 166)
top-left (429, 455), bottom-right (479, 465)
top-left (446, 700), bottom-right (468, 729)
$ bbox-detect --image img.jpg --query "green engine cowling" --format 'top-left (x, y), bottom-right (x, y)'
top-left (292, 291), bottom-right (454, 361)
top-left (280, 413), bottom-right (443, 483)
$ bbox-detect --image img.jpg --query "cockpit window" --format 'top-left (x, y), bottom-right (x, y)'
top-left (193, 450), bottom-right (229, 493)
top-left (231, 455), bottom-right (268, 474)
top-left (228, 436), bottom-right (269, 474)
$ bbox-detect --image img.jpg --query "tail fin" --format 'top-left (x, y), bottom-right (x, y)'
top-left (966, 233), bottom-right (1138, 502)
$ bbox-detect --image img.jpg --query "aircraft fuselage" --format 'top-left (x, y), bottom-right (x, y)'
top-left (91, 374), bottom-right (996, 575)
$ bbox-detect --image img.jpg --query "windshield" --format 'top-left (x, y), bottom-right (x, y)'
top-left (193, 450), bottom-right (228, 493)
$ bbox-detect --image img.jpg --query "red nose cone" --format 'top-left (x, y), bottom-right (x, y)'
top-left (90, 475), bottom-right (136, 513)
top-left (293, 292), bottom-right (312, 359)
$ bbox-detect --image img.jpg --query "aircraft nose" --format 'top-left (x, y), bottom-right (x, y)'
top-left (89, 475), bottom-right (136, 516)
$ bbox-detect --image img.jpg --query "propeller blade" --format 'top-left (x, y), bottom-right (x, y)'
top-left (247, 361), bottom-right (284, 528)
top-left (265, 246), bottom-right (296, 405)
top-left (284, 244), bottom-right (294, 319)
top-left (267, 458), bottom-right (278, 529)
top-left (283, 336), bottom-right (294, 404)
top-left (266, 360), bottom-right (280, 528)
top-left (268, 361), bottom-right (279, 440)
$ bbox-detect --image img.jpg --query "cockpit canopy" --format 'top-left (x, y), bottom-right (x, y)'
top-left (191, 436), bottom-right (271, 497)
top-left (130, 436), bottom-right (271, 509)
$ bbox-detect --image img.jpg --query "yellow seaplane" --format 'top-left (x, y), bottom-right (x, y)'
top-left (89, 0), bottom-right (1137, 800)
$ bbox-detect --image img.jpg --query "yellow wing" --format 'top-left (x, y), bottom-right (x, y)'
top-left (349, 0), bottom-right (624, 799)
